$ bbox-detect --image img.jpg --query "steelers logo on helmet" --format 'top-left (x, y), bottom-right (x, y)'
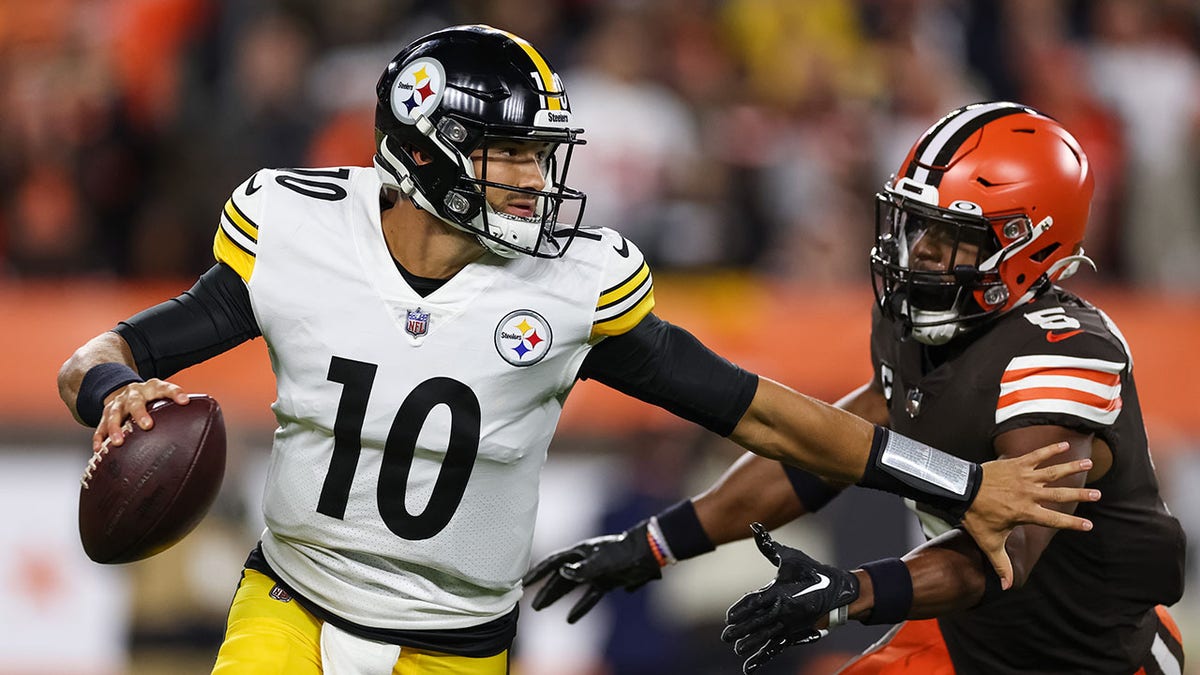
top-left (494, 310), bottom-right (553, 367)
top-left (390, 57), bottom-right (446, 124)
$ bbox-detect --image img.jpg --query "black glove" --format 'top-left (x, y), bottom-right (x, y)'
top-left (721, 523), bottom-right (860, 674)
top-left (522, 519), bottom-right (663, 623)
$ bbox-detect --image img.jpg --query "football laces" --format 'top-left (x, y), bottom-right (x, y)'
top-left (81, 419), bottom-right (135, 490)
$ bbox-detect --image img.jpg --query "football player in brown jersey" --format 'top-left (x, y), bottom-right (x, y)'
top-left (525, 102), bottom-right (1186, 675)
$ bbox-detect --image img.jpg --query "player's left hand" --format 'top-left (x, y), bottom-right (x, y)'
top-left (721, 523), bottom-right (859, 674)
top-left (966, 442), bottom-right (1100, 590)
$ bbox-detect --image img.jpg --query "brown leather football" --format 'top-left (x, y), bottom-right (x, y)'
top-left (78, 394), bottom-right (226, 564)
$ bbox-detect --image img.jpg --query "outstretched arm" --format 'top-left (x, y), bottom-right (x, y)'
top-left (730, 377), bottom-right (1097, 587)
top-left (692, 381), bottom-right (885, 544)
top-left (524, 382), bottom-right (878, 621)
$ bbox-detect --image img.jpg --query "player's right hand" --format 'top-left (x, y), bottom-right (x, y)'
top-left (93, 379), bottom-right (191, 452)
top-left (522, 520), bottom-right (663, 623)
top-left (965, 441), bottom-right (1100, 590)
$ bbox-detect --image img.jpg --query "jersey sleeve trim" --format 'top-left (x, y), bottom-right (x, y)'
top-left (996, 354), bottom-right (1124, 425)
top-left (592, 261), bottom-right (655, 336)
top-left (214, 197), bottom-right (259, 282)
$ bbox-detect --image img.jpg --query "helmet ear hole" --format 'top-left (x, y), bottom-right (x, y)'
top-left (1030, 242), bottom-right (1060, 263)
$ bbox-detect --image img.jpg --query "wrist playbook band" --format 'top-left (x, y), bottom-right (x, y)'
top-left (859, 557), bottom-right (913, 625)
top-left (857, 426), bottom-right (981, 518)
top-left (77, 362), bottom-right (144, 428)
top-left (651, 500), bottom-right (716, 563)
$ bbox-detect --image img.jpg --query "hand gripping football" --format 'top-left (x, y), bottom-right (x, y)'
top-left (78, 394), bottom-right (226, 564)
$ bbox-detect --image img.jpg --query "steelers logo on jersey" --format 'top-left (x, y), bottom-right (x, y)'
top-left (390, 57), bottom-right (446, 124)
top-left (495, 310), bottom-right (553, 366)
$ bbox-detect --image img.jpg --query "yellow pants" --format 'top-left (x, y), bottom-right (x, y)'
top-left (212, 569), bottom-right (509, 674)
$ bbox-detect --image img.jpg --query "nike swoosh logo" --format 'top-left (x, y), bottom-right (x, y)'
top-left (245, 172), bottom-right (262, 196)
top-left (790, 573), bottom-right (830, 598)
top-left (1046, 329), bottom-right (1084, 343)
top-left (613, 237), bottom-right (630, 258)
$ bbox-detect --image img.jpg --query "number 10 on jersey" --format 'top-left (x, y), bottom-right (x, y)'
top-left (317, 356), bottom-right (482, 540)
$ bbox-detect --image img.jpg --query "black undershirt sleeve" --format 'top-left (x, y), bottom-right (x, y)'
top-left (113, 262), bottom-right (261, 379)
top-left (577, 313), bottom-right (759, 436)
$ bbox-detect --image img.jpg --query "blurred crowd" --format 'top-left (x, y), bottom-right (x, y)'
top-left (4, 0), bottom-right (1200, 288)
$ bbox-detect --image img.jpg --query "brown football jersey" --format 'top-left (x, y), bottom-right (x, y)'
top-left (871, 286), bottom-right (1185, 673)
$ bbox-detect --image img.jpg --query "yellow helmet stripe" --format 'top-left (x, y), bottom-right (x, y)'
top-left (497, 28), bottom-right (562, 110)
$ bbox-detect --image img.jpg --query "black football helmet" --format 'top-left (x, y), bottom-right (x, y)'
top-left (375, 24), bottom-right (587, 258)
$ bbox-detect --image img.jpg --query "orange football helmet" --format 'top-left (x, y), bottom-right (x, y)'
top-left (870, 102), bottom-right (1096, 344)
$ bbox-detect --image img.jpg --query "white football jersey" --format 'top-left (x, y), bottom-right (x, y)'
top-left (213, 166), bottom-right (654, 630)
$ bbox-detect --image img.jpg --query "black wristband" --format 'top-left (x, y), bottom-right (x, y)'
top-left (860, 557), bottom-right (913, 625)
top-left (782, 465), bottom-right (842, 513)
top-left (654, 500), bottom-right (715, 561)
top-left (857, 426), bottom-right (982, 519)
top-left (77, 362), bottom-right (144, 427)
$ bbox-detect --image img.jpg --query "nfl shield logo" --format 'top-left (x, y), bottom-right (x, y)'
top-left (405, 308), bottom-right (430, 337)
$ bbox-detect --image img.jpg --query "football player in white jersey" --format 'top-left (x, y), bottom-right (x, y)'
top-left (58, 27), bottom-right (1097, 675)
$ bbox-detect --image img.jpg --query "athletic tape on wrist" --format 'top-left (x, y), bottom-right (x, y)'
top-left (645, 517), bottom-right (674, 566)
top-left (857, 426), bottom-right (981, 518)
top-left (653, 500), bottom-right (715, 562)
top-left (860, 558), bottom-right (913, 625)
top-left (827, 604), bottom-right (849, 629)
top-left (77, 362), bottom-right (144, 428)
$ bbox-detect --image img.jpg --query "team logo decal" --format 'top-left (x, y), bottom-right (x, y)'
top-left (391, 57), bottom-right (446, 124)
top-left (495, 310), bottom-right (552, 366)
top-left (405, 307), bottom-right (430, 337)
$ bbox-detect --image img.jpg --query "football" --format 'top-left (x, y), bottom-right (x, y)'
top-left (78, 394), bottom-right (226, 564)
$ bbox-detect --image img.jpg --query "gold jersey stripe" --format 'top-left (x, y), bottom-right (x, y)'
top-left (597, 262), bottom-right (650, 309)
top-left (213, 229), bottom-right (255, 282)
top-left (224, 199), bottom-right (259, 241)
top-left (592, 289), bottom-right (656, 337)
top-left (498, 29), bottom-right (562, 110)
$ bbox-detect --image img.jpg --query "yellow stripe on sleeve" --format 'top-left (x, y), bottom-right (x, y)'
top-left (597, 263), bottom-right (650, 308)
top-left (224, 199), bottom-right (259, 241)
top-left (592, 289), bottom-right (656, 337)
top-left (213, 229), bottom-right (255, 282)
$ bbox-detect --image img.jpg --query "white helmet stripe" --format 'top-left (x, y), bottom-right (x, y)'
top-left (906, 102), bottom-right (1029, 187)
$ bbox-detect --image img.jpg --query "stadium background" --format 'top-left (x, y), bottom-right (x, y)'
top-left (1, 0), bottom-right (1197, 673)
